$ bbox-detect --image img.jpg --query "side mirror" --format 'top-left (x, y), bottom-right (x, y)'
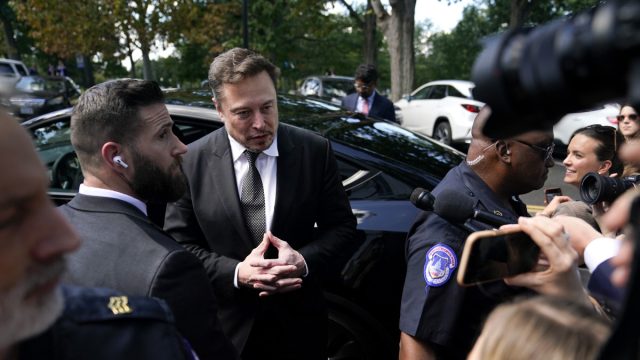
top-left (402, 94), bottom-right (412, 102)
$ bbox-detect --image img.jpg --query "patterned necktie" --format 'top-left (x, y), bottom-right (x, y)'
top-left (361, 97), bottom-right (369, 115)
top-left (241, 150), bottom-right (266, 244)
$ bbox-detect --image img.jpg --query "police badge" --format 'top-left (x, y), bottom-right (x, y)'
top-left (424, 243), bottom-right (457, 287)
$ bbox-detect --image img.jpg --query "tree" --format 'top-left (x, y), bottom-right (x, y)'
top-left (370, 0), bottom-right (416, 101)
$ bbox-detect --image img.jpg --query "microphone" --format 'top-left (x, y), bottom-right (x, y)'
top-left (410, 187), bottom-right (435, 211)
top-left (434, 189), bottom-right (513, 228)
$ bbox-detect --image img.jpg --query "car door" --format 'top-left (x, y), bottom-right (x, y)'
top-left (400, 84), bottom-right (433, 135)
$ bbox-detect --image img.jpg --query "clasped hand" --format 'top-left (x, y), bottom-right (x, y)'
top-left (238, 231), bottom-right (306, 297)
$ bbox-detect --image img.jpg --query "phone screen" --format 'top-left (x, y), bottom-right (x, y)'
top-left (544, 188), bottom-right (562, 204)
top-left (457, 230), bottom-right (540, 286)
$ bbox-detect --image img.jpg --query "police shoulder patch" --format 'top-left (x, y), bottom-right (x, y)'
top-left (423, 243), bottom-right (457, 287)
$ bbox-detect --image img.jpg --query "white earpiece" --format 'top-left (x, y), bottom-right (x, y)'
top-left (506, 150), bottom-right (511, 155)
top-left (113, 155), bottom-right (129, 169)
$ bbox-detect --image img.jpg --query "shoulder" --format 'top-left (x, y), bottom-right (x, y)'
top-left (61, 285), bottom-right (176, 323)
top-left (279, 123), bottom-right (329, 147)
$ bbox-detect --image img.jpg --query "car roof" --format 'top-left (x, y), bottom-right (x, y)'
top-left (304, 75), bottom-right (354, 81)
top-left (422, 80), bottom-right (475, 87)
top-left (0, 58), bottom-right (26, 65)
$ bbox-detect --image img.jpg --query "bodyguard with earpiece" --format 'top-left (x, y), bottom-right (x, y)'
top-left (58, 79), bottom-right (238, 360)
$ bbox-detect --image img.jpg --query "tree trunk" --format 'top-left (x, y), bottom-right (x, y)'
top-left (83, 55), bottom-right (95, 87)
top-left (371, 0), bottom-right (416, 101)
top-left (0, 1), bottom-right (20, 60)
top-left (363, 0), bottom-right (377, 65)
top-left (509, 0), bottom-right (532, 28)
top-left (141, 45), bottom-right (153, 80)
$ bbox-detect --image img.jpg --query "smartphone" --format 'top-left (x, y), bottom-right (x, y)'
top-left (457, 228), bottom-right (540, 286)
top-left (544, 187), bottom-right (563, 204)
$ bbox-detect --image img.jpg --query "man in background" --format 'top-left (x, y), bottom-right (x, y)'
top-left (341, 63), bottom-right (397, 123)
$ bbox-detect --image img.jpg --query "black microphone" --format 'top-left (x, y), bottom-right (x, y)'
top-left (410, 187), bottom-right (435, 211)
top-left (434, 189), bottom-right (512, 228)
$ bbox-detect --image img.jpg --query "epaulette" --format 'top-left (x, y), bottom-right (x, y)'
top-left (61, 285), bottom-right (176, 324)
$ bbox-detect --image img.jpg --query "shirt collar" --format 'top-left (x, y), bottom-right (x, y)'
top-left (228, 131), bottom-right (279, 162)
top-left (361, 91), bottom-right (376, 104)
top-left (78, 184), bottom-right (148, 216)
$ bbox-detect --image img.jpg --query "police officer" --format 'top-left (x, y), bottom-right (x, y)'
top-left (0, 112), bottom-right (194, 360)
top-left (399, 107), bottom-right (556, 359)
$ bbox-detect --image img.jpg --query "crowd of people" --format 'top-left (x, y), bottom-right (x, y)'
top-left (2, 45), bottom-right (640, 360)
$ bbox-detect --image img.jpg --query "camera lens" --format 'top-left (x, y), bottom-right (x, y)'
top-left (580, 172), bottom-right (636, 204)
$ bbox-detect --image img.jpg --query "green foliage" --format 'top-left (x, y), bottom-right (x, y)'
top-left (419, 0), bottom-right (602, 89)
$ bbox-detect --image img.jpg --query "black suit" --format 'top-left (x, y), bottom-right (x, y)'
top-left (164, 124), bottom-right (357, 359)
top-left (341, 90), bottom-right (397, 123)
top-left (60, 194), bottom-right (237, 360)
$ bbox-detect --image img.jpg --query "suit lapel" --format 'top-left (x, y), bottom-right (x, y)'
top-left (272, 125), bottom-right (299, 234)
top-left (208, 129), bottom-right (256, 249)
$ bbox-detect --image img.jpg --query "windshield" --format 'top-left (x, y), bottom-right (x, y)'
top-left (16, 77), bottom-right (64, 93)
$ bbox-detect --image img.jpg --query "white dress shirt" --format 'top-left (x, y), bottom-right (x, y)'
top-left (228, 134), bottom-right (279, 288)
top-left (79, 184), bottom-right (147, 216)
top-left (357, 91), bottom-right (376, 114)
top-left (584, 236), bottom-right (622, 273)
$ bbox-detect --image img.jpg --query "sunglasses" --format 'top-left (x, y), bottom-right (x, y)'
top-left (354, 82), bottom-right (373, 90)
top-left (512, 139), bottom-right (555, 162)
top-left (617, 114), bottom-right (639, 122)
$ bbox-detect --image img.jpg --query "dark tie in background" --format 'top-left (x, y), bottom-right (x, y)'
top-left (362, 98), bottom-right (369, 115)
top-left (241, 150), bottom-right (266, 245)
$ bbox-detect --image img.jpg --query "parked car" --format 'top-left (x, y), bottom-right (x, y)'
top-left (0, 58), bottom-right (29, 94)
top-left (552, 103), bottom-right (620, 155)
top-left (4, 75), bottom-right (81, 121)
top-left (23, 93), bottom-right (464, 360)
top-left (298, 75), bottom-right (356, 105)
top-left (394, 80), bottom-right (484, 145)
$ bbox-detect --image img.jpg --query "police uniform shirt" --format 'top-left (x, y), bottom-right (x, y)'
top-left (19, 286), bottom-right (197, 360)
top-left (399, 162), bottom-right (532, 359)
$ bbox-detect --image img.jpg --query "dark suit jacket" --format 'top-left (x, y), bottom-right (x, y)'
top-left (60, 195), bottom-right (237, 360)
top-left (341, 90), bottom-right (397, 123)
top-left (588, 259), bottom-right (624, 314)
top-left (164, 124), bottom-right (357, 355)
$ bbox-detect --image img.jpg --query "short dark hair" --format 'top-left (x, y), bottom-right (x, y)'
top-left (354, 64), bottom-right (378, 84)
top-left (71, 79), bottom-right (164, 169)
top-left (208, 48), bottom-right (279, 108)
top-left (570, 124), bottom-right (624, 175)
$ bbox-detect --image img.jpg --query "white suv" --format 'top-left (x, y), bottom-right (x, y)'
top-left (395, 80), bottom-right (484, 145)
top-left (0, 58), bottom-right (29, 94)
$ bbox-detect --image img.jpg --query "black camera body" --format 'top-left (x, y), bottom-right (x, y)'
top-left (471, 0), bottom-right (640, 139)
top-left (579, 171), bottom-right (640, 204)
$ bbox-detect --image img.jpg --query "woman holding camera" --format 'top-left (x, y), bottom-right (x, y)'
top-left (539, 125), bottom-right (623, 235)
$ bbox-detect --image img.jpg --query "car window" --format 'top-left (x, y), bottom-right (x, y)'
top-left (428, 86), bottom-right (446, 100)
top-left (323, 79), bottom-right (355, 99)
top-left (337, 156), bottom-right (415, 201)
top-left (30, 118), bottom-right (79, 192)
top-left (447, 86), bottom-right (467, 99)
top-left (412, 86), bottom-right (432, 100)
top-left (16, 65), bottom-right (28, 76)
top-left (0, 63), bottom-right (14, 75)
top-left (302, 79), bottom-right (320, 96)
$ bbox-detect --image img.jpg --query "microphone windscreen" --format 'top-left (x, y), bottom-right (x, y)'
top-left (434, 189), bottom-right (475, 223)
top-left (410, 187), bottom-right (435, 211)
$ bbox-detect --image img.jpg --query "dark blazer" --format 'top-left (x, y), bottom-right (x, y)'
top-left (164, 123), bottom-right (358, 357)
top-left (588, 259), bottom-right (624, 314)
top-left (341, 90), bottom-right (397, 123)
top-left (60, 195), bottom-right (237, 360)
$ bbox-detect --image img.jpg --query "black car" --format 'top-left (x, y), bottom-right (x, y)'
top-left (23, 93), bottom-right (464, 360)
top-left (298, 75), bottom-right (356, 105)
top-left (4, 75), bottom-right (80, 121)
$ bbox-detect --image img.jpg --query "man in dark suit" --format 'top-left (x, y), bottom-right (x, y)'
top-left (341, 63), bottom-right (397, 123)
top-left (164, 48), bottom-right (358, 360)
top-left (59, 79), bottom-right (237, 360)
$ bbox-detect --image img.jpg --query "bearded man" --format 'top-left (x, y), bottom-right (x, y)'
top-left (60, 79), bottom-right (237, 360)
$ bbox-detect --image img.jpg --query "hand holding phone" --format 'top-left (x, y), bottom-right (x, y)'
top-left (544, 187), bottom-right (563, 205)
top-left (457, 227), bottom-right (540, 286)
